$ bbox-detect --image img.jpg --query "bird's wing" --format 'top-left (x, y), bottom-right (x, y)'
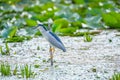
top-left (49, 31), bottom-right (63, 44)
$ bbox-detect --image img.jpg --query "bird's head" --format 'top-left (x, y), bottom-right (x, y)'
top-left (37, 23), bottom-right (48, 32)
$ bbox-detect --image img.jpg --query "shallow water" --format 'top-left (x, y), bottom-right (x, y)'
top-left (0, 30), bottom-right (120, 80)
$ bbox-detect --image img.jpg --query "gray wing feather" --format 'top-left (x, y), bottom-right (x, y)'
top-left (45, 31), bottom-right (66, 52)
top-left (49, 31), bottom-right (63, 44)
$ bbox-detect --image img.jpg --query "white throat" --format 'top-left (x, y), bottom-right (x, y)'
top-left (38, 26), bottom-right (47, 34)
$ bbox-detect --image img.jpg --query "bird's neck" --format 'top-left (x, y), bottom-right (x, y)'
top-left (38, 27), bottom-right (47, 34)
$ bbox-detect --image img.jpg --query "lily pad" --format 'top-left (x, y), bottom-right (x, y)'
top-left (102, 12), bottom-right (120, 29)
top-left (52, 18), bottom-right (69, 32)
top-left (1, 26), bottom-right (17, 38)
top-left (25, 19), bottom-right (37, 27)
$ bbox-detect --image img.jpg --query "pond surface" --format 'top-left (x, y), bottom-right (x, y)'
top-left (0, 30), bottom-right (120, 80)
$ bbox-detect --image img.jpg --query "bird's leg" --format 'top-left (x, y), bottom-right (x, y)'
top-left (49, 46), bottom-right (55, 66)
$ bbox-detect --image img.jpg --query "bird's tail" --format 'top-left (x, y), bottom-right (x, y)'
top-left (63, 48), bottom-right (66, 52)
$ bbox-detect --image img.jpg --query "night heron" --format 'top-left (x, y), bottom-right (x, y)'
top-left (37, 24), bottom-right (66, 66)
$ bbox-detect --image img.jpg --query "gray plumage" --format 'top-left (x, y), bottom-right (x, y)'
top-left (37, 24), bottom-right (66, 52)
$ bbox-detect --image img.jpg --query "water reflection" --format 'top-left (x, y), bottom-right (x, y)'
top-left (49, 66), bottom-right (57, 80)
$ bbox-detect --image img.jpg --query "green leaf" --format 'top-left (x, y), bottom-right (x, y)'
top-left (84, 15), bottom-right (103, 29)
top-left (71, 21), bottom-right (82, 28)
top-left (24, 5), bottom-right (42, 13)
top-left (84, 33), bottom-right (93, 42)
top-left (102, 12), bottom-right (120, 29)
top-left (41, 2), bottom-right (54, 10)
top-left (86, 8), bottom-right (102, 16)
top-left (1, 26), bottom-right (17, 38)
top-left (5, 42), bottom-right (10, 54)
top-left (9, 26), bottom-right (17, 38)
top-left (110, 73), bottom-right (120, 80)
top-left (4, 36), bottom-right (32, 43)
top-left (25, 19), bottom-right (37, 26)
top-left (59, 27), bottom-right (77, 35)
top-left (72, 0), bottom-right (85, 4)
top-left (0, 46), bottom-right (4, 55)
top-left (52, 18), bottom-right (69, 32)
top-left (52, 24), bottom-right (61, 33)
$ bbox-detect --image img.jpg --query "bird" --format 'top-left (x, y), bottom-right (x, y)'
top-left (37, 24), bottom-right (66, 66)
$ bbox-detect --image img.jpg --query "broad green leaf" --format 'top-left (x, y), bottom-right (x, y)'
top-left (59, 27), bottom-right (76, 34)
top-left (72, 0), bottom-right (85, 4)
top-left (102, 12), bottom-right (120, 28)
top-left (71, 21), bottom-right (82, 28)
top-left (84, 15), bottom-right (104, 29)
top-left (9, 26), bottom-right (17, 38)
top-left (41, 2), bottom-right (54, 10)
top-left (52, 18), bottom-right (69, 32)
top-left (86, 8), bottom-right (102, 16)
top-left (26, 19), bottom-right (37, 26)
top-left (24, 5), bottom-right (42, 13)
top-left (1, 26), bottom-right (17, 38)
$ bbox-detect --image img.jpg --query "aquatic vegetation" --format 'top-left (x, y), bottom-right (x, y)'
top-left (20, 64), bottom-right (36, 78)
top-left (0, 63), bottom-right (11, 76)
top-left (1, 26), bottom-right (17, 38)
top-left (5, 42), bottom-right (10, 53)
top-left (91, 68), bottom-right (97, 72)
top-left (37, 46), bottom-right (40, 50)
top-left (0, 63), bottom-right (36, 78)
top-left (26, 19), bottom-right (37, 27)
top-left (59, 27), bottom-right (77, 36)
top-left (52, 18), bottom-right (69, 32)
top-left (42, 59), bottom-right (47, 63)
top-left (84, 33), bottom-right (93, 42)
top-left (102, 12), bottom-right (120, 29)
top-left (0, 0), bottom-right (119, 38)
top-left (13, 65), bottom-right (18, 75)
top-left (110, 73), bottom-right (120, 80)
top-left (34, 64), bottom-right (40, 68)
top-left (0, 42), bottom-right (10, 55)
top-left (4, 36), bottom-right (32, 42)
top-left (55, 65), bottom-right (58, 68)
top-left (1, 25), bottom-right (32, 42)
top-left (0, 0), bottom-right (120, 79)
